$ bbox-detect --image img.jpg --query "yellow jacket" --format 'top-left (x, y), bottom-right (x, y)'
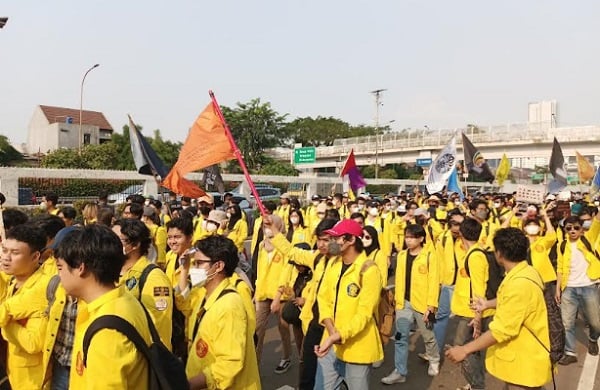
top-left (451, 244), bottom-right (495, 318)
top-left (270, 233), bottom-right (335, 334)
top-left (230, 273), bottom-right (256, 336)
top-left (148, 224), bottom-right (167, 267)
top-left (2, 268), bottom-right (49, 389)
top-left (436, 230), bottom-right (467, 286)
top-left (118, 256), bottom-right (173, 350)
top-left (486, 262), bottom-right (552, 387)
top-left (394, 248), bottom-right (439, 313)
top-left (254, 245), bottom-right (292, 301)
top-left (250, 216), bottom-right (264, 259)
top-left (274, 205), bottom-right (291, 225)
top-left (557, 219), bottom-right (600, 289)
top-left (367, 248), bottom-right (388, 289)
top-left (318, 252), bottom-right (383, 364)
top-left (185, 279), bottom-right (261, 389)
top-left (70, 286), bottom-right (152, 389)
top-left (288, 225), bottom-right (311, 247)
top-left (528, 232), bottom-right (557, 283)
top-left (226, 219), bottom-right (249, 254)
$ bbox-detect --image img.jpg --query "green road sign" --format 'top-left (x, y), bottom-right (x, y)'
top-left (294, 147), bottom-right (316, 164)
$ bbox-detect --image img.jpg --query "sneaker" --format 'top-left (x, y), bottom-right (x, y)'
top-left (381, 369), bottom-right (406, 385)
top-left (589, 340), bottom-right (599, 356)
top-left (428, 362), bottom-right (439, 376)
top-left (418, 353), bottom-right (430, 362)
top-left (456, 385), bottom-right (471, 390)
top-left (274, 359), bottom-right (291, 374)
top-left (372, 359), bottom-right (384, 368)
top-left (558, 355), bottom-right (578, 365)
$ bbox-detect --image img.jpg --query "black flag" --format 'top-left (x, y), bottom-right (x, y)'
top-left (462, 133), bottom-right (494, 183)
top-left (202, 164), bottom-right (225, 193)
top-left (548, 137), bottom-right (567, 193)
top-left (128, 115), bottom-right (170, 180)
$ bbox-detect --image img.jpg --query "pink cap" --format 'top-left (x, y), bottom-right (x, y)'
top-left (324, 219), bottom-right (363, 237)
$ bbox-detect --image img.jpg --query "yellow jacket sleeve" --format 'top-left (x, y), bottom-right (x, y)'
top-left (140, 269), bottom-right (173, 350)
top-left (338, 265), bottom-right (381, 343)
top-left (271, 233), bottom-right (316, 269)
top-left (426, 251), bottom-right (440, 308)
top-left (489, 279), bottom-right (532, 343)
top-left (155, 226), bottom-right (168, 267)
top-left (468, 250), bottom-right (489, 300)
top-left (2, 316), bottom-right (47, 354)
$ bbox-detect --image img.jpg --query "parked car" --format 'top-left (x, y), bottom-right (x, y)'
top-left (108, 185), bottom-right (171, 204)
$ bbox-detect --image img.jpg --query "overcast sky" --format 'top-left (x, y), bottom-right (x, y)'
top-left (2, 1), bottom-right (600, 145)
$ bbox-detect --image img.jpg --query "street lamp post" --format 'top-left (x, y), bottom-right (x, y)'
top-left (370, 89), bottom-right (387, 179)
top-left (79, 63), bottom-right (100, 154)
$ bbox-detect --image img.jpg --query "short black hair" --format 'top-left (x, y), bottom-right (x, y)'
top-left (564, 216), bottom-right (582, 226)
top-left (28, 215), bottom-right (66, 243)
top-left (60, 206), bottom-right (77, 220)
top-left (115, 218), bottom-right (151, 256)
top-left (325, 209), bottom-right (340, 220)
top-left (55, 224), bottom-right (124, 286)
top-left (315, 218), bottom-right (338, 237)
top-left (263, 201), bottom-right (278, 213)
top-left (6, 224), bottom-right (46, 253)
top-left (343, 233), bottom-right (364, 252)
top-left (493, 227), bottom-right (529, 263)
top-left (3, 209), bottom-right (28, 230)
top-left (405, 224), bottom-right (427, 240)
top-left (194, 235), bottom-right (238, 277)
top-left (469, 199), bottom-right (488, 212)
top-left (460, 218), bottom-right (483, 241)
top-left (127, 203), bottom-right (144, 219)
top-left (166, 217), bottom-right (193, 237)
top-left (129, 194), bottom-right (146, 205)
top-left (44, 192), bottom-right (59, 204)
top-left (97, 208), bottom-right (114, 226)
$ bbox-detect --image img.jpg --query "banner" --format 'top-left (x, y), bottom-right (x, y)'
top-left (462, 133), bottom-right (494, 183)
top-left (341, 149), bottom-right (366, 198)
top-left (128, 115), bottom-right (169, 180)
top-left (548, 137), bottom-right (567, 193)
top-left (576, 151), bottom-right (594, 182)
top-left (426, 135), bottom-right (456, 194)
top-left (495, 153), bottom-right (511, 186)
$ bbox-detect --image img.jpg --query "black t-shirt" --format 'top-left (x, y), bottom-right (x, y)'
top-left (405, 252), bottom-right (417, 301)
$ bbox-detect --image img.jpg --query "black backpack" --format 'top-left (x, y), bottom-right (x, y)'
top-left (464, 248), bottom-right (504, 300)
top-left (559, 235), bottom-right (600, 259)
top-left (83, 302), bottom-right (188, 390)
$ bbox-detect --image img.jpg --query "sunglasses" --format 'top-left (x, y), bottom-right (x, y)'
top-left (565, 225), bottom-right (582, 231)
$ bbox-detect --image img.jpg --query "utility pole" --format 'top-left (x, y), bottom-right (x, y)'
top-left (370, 89), bottom-right (386, 179)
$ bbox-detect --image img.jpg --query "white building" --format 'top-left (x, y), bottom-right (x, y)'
top-left (26, 105), bottom-right (113, 154)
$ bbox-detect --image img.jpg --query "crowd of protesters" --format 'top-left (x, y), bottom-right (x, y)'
top-left (0, 186), bottom-right (597, 389)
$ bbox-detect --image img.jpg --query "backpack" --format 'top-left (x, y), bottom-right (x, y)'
top-left (360, 260), bottom-right (395, 345)
top-left (82, 303), bottom-right (188, 390)
top-left (518, 277), bottom-right (565, 367)
top-left (45, 274), bottom-right (61, 315)
top-left (136, 263), bottom-right (187, 362)
top-left (464, 248), bottom-right (504, 300)
top-left (191, 289), bottom-right (237, 342)
top-left (559, 235), bottom-right (600, 259)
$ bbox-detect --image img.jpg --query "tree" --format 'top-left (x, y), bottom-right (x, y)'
top-left (110, 125), bottom-right (181, 171)
top-left (258, 157), bottom-right (298, 176)
top-left (83, 143), bottom-right (120, 169)
top-left (149, 130), bottom-right (182, 168)
top-left (41, 148), bottom-right (87, 169)
top-left (0, 135), bottom-right (23, 166)
top-left (286, 116), bottom-right (351, 146)
top-left (222, 98), bottom-right (288, 170)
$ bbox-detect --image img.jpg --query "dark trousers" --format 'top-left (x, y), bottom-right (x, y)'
top-left (299, 321), bottom-right (324, 390)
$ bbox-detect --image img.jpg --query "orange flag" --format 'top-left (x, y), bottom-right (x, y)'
top-left (163, 103), bottom-right (236, 197)
top-left (576, 151), bottom-right (595, 182)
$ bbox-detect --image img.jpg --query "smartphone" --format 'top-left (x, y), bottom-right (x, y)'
top-left (426, 311), bottom-right (436, 330)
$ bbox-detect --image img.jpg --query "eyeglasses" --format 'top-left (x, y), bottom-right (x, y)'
top-left (565, 225), bottom-right (582, 231)
top-left (191, 257), bottom-right (212, 267)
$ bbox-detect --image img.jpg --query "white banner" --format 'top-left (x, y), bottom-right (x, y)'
top-left (426, 136), bottom-right (457, 194)
top-left (515, 185), bottom-right (545, 205)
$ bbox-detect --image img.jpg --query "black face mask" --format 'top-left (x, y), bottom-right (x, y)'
top-left (199, 206), bottom-right (211, 216)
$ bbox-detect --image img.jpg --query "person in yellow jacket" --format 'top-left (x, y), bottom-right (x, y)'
top-left (555, 214), bottom-right (600, 364)
top-left (264, 216), bottom-right (339, 390)
top-left (432, 209), bottom-right (466, 353)
top-left (381, 224), bottom-right (440, 385)
top-left (275, 193), bottom-right (293, 223)
top-left (54, 224), bottom-right (153, 389)
top-left (447, 228), bottom-right (552, 389)
top-left (113, 219), bottom-right (173, 350)
top-left (183, 235), bottom-right (261, 389)
top-left (224, 204), bottom-right (249, 255)
top-left (362, 226), bottom-right (389, 289)
top-left (141, 206), bottom-right (168, 267)
top-left (314, 219), bottom-right (383, 390)
top-left (249, 201), bottom-right (278, 287)
top-left (468, 199), bottom-right (498, 248)
top-left (450, 218), bottom-right (495, 390)
top-left (0, 224), bottom-right (50, 389)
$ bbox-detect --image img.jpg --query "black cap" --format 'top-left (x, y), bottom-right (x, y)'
top-left (312, 195), bottom-right (321, 201)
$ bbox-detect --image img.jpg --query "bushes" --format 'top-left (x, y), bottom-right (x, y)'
top-left (19, 178), bottom-right (140, 198)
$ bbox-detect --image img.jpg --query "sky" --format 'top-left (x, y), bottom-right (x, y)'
top-left (2, 1), bottom-right (600, 147)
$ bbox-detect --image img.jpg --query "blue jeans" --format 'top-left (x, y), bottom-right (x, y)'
top-left (434, 284), bottom-right (454, 352)
top-left (315, 348), bottom-right (371, 390)
top-left (51, 360), bottom-right (70, 390)
top-left (393, 300), bottom-right (440, 376)
top-left (560, 285), bottom-right (600, 355)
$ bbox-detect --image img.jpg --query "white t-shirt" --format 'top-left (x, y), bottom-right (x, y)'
top-left (567, 242), bottom-right (595, 287)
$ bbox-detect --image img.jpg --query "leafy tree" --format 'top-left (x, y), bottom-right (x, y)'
top-left (110, 126), bottom-right (181, 171)
top-left (222, 98), bottom-right (288, 170)
top-left (83, 143), bottom-right (120, 170)
top-left (149, 130), bottom-right (181, 168)
top-left (41, 148), bottom-right (87, 169)
top-left (0, 135), bottom-right (23, 166)
top-left (287, 117), bottom-right (351, 146)
top-left (258, 156), bottom-right (298, 176)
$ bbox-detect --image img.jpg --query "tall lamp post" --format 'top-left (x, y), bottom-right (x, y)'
top-left (79, 63), bottom-right (100, 154)
top-left (370, 89), bottom-right (387, 179)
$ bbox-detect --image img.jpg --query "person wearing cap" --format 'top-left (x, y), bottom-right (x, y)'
top-left (314, 219), bottom-right (383, 389)
top-left (253, 215), bottom-right (295, 374)
top-left (141, 206), bottom-right (167, 267)
top-left (263, 217), bottom-right (338, 390)
top-left (275, 193), bottom-right (293, 224)
top-left (192, 195), bottom-right (216, 243)
top-left (113, 219), bottom-right (173, 350)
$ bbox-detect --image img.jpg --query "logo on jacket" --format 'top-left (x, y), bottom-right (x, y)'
top-left (347, 283), bottom-right (360, 297)
top-left (196, 338), bottom-right (209, 358)
top-left (76, 351), bottom-right (85, 376)
top-left (125, 277), bottom-right (138, 290)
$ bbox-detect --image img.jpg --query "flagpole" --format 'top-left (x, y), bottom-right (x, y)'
top-left (209, 90), bottom-right (267, 216)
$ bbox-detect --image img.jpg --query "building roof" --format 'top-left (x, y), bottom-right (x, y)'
top-left (39, 105), bottom-right (113, 131)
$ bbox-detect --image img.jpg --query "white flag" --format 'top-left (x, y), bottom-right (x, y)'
top-left (426, 135), bottom-right (457, 194)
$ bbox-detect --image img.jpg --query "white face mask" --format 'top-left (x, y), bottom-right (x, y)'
top-left (493, 202), bottom-right (501, 208)
top-left (312, 201), bottom-right (320, 206)
top-left (144, 200), bottom-right (150, 206)
top-left (582, 220), bottom-right (592, 230)
top-left (264, 228), bottom-right (274, 238)
top-left (524, 224), bottom-right (540, 236)
top-left (39, 202), bottom-right (47, 211)
top-left (357, 204), bottom-right (364, 211)
top-left (206, 222), bottom-right (218, 232)
top-left (189, 267), bottom-right (209, 288)
top-left (290, 217), bottom-right (299, 225)
top-left (350, 207), bottom-right (359, 213)
top-left (368, 208), bottom-right (379, 217)
top-left (201, 220), bottom-right (208, 230)
top-left (362, 238), bottom-right (373, 247)
top-left (226, 212), bottom-right (232, 219)
top-left (454, 201), bottom-right (461, 207)
top-left (595, 201), bottom-right (600, 207)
